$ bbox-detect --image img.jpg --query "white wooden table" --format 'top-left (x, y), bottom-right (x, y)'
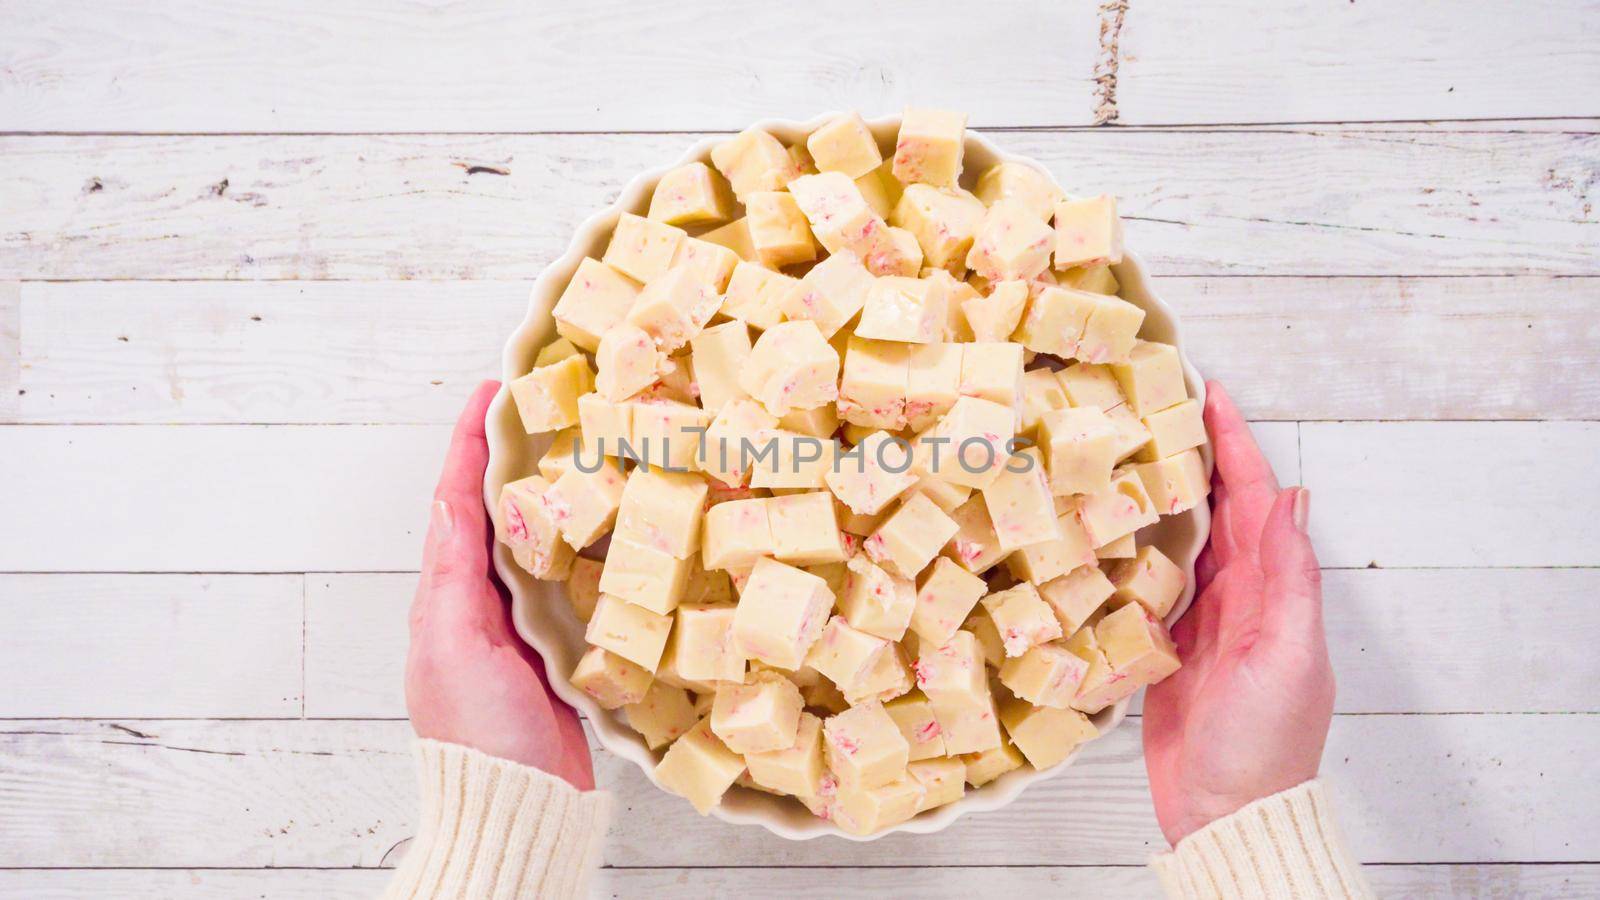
top-left (2, 2), bottom-right (1598, 896)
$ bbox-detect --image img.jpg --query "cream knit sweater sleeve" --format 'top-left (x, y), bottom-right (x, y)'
top-left (1150, 779), bottom-right (1373, 899)
top-left (382, 740), bottom-right (610, 900)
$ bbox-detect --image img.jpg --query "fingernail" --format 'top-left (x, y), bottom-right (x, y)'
top-left (432, 499), bottom-right (455, 537)
top-left (1292, 488), bottom-right (1311, 532)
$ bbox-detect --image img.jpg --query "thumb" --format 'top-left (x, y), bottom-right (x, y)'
top-left (417, 382), bottom-right (499, 600)
top-left (1257, 487), bottom-right (1324, 649)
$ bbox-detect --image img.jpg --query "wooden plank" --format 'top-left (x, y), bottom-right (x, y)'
top-left (14, 281), bottom-right (525, 424)
top-left (1117, 0), bottom-right (1600, 125)
top-left (0, 425), bottom-right (446, 573)
top-left (0, 574), bottom-right (302, 717)
top-left (0, 283), bottom-right (17, 420)
top-left (3, 130), bottom-right (1596, 280)
top-left (0, 1), bottom-right (1098, 133)
top-left (1, 716), bottom-right (1594, 867)
top-left (0, 870), bottom-right (391, 899)
top-left (304, 573), bottom-right (412, 718)
top-left (1302, 422), bottom-right (1600, 569)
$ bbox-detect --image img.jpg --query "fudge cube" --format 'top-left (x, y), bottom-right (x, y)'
top-left (711, 669), bottom-right (804, 754)
top-left (1107, 403), bottom-right (1156, 460)
top-left (981, 582), bottom-right (1063, 658)
top-left (749, 428), bottom-right (835, 491)
top-left (1038, 405), bottom-right (1121, 495)
top-left (908, 757), bottom-right (967, 812)
top-left (959, 342), bottom-right (1026, 409)
top-left (966, 200), bottom-right (1053, 283)
top-left (890, 184), bottom-right (987, 270)
top-left (1137, 398), bottom-right (1206, 462)
top-left (963, 610), bottom-right (1006, 668)
top-left (594, 323), bottom-right (668, 401)
top-left (1098, 532), bottom-right (1138, 561)
top-left (495, 475), bottom-right (576, 580)
top-left (962, 742), bottom-right (1025, 787)
top-left (571, 645), bottom-right (653, 709)
top-left (625, 682), bottom-right (699, 750)
top-left (914, 471), bottom-right (972, 515)
top-left (688, 320), bottom-right (753, 413)
top-left (536, 333), bottom-right (582, 368)
top-left (553, 257), bottom-right (643, 351)
top-left (603, 213), bottom-right (686, 284)
top-left (648, 161), bottom-right (733, 227)
top-left (1096, 601), bottom-right (1182, 685)
top-left (509, 354), bottom-right (593, 434)
top-left (732, 558), bottom-right (834, 670)
top-left (904, 342), bottom-right (963, 432)
top-left (786, 172), bottom-right (894, 261)
top-left (768, 491), bottom-right (848, 565)
top-left (982, 448), bottom-right (1061, 553)
top-left (1019, 369), bottom-right (1071, 437)
top-left (711, 127), bottom-right (799, 200)
top-left (1077, 295), bottom-right (1146, 365)
top-left (745, 710), bottom-right (827, 798)
top-left (1006, 509), bottom-right (1097, 584)
top-left (961, 279), bottom-right (1029, 344)
top-left (598, 537), bottom-right (691, 616)
top-left (825, 431), bottom-right (919, 515)
top-left (627, 400), bottom-right (711, 471)
top-left (674, 238), bottom-right (741, 294)
top-left (838, 336), bottom-right (910, 430)
top-left (700, 216), bottom-right (757, 262)
top-left (669, 602), bottom-right (746, 684)
top-left (855, 276), bottom-right (947, 344)
top-left (1040, 565), bottom-right (1117, 635)
top-left (701, 496), bottom-right (777, 569)
top-left (683, 560), bottom-right (735, 605)
top-left (884, 690), bottom-right (947, 761)
top-left (1135, 447), bottom-right (1211, 516)
top-left (940, 273), bottom-right (980, 339)
top-left (844, 643), bottom-right (915, 706)
top-left (807, 112), bottom-right (884, 178)
top-left (915, 395), bottom-right (1015, 490)
top-left (1111, 340), bottom-right (1186, 416)
top-left (839, 554), bottom-right (917, 641)
top-left (654, 716), bottom-right (747, 815)
top-left (779, 403), bottom-right (840, 439)
top-left (942, 493), bottom-right (1008, 574)
top-left (855, 158), bottom-right (904, 216)
top-left (892, 107), bottom-right (966, 187)
top-left (1013, 285), bottom-right (1096, 358)
top-left (974, 162), bottom-right (1064, 222)
top-left (934, 690), bottom-right (1004, 756)
top-left (782, 250), bottom-right (875, 339)
top-left (1109, 545), bottom-right (1186, 619)
top-left (720, 260), bottom-right (795, 331)
top-left (999, 696), bottom-right (1098, 770)
top-left (999, 642), bottom-right (1090, 708)
top-left (914, 630), bottom-right (988, 700)
top-left (536, 427), bottom-right (584, 482)
top-left (866, 492), bottom-right (959, 580)
top-left (586, 593), bottom-right (674, 672)
top-left (745, 191), bottom-right (818, 269)
top-left (805, 614), bottom-right (891, 691)
top-left (700, 398), bottom-right (779, 488)
top-left (1058, 263), bottom-right (1120, 295)
top-left (1063, 625), bottom-right (1135, 714)
top-left (566, 556), bottom-right (604, 622)
top-left (616, 468), bottom-right (709, 560)
top-left (542, 457), bottom-right (626, 549)
top-left (577, 394), bottom-right (632, 460)
top-left (739, 320), bottom-right (840, 417)
top-left (910, 556), bottom-right (988, 646)
top-left (833, 776), bottom-right (925, 835)
top-left (823, 701), bottom-right (911, 790)
top-left (626, 264), bottom-right (721, 354)
top-left (1053, 194), bottom-right (1125, 270)
top-left (1074, 467), bottom-right (1159, 547)
top-left (1058, 361), bottom-right (1129, 411)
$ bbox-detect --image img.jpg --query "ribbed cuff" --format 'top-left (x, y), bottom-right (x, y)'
top-left (1151, 780), bottom-right (1372, 900)
top-left (384, 739), bottom-right (611, 900)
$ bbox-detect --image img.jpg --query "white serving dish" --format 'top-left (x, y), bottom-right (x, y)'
top-left (484, 113), bottom-right (1212, 841)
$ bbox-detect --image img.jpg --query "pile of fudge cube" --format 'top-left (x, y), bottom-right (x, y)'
top-left (494, 109), bottom-right (1211, 835)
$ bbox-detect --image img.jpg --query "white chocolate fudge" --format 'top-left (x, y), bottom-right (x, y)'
top-left (745, 710), bottom-right (827, 799)
top-left (542, 457), bottom-right (626, 549)
top-left (1039, 564), bottom-right (1117, 635)
top-left (720, 260), bottom-right (795, 331)
top-left (711, 127), bottom-right (800, 200)
top-left (943, 493), bottom-right (1008, 574)
top-left (536, 427), bottom-right (583, 482)
top-left (626, 264), bottom-right (721, 354)
top-left (914, 471), bottom-right (971, 515)
top-left (908, 756), bottom-right (966, 812)
top-left (566, 556), bottom-right (604, 622)
top-left (625, 682), bottom-right (700, 750)
top-left (495, 475), bottom-right (576, 580)
top-left (537, 331), bottom-right (583, 367)
top-left (1074, 466), bottom-right (1159, 547)
top-left (999, 642), bottom-right (1089, 708)
top-left (962, 279), bottom-right (1029, 344)
top-left (1053, 194), bottom-right (1125, 270)
top-left (890, 184), bottom-right (987, 271)
top-left (786, 172), bottom-right (895, 263)
top-left (1037, 405), bottom-right (1121, 495)
top-left (933, 690), bottom-right (1004, 756)
top-left (910, 556), bottom-right (988, 646)
top-left (688, 320), bottom-right (752, 413)
top-left (509, 353), bottom-right (593, 434)
top-left (892, 107), bottom-right (966, 187)
top-left (1107, 403), bottom-right (1155, 460)
top-left (577, 393), bottom-right (632, 460)
top-left (915, 395), bottom-right (1015, 490)
top-left (833, 776), bottom-right (924, 835)
top-left (670, 602), bottom-right (747, 684)
top-left (1096, 601), bottom-right (1181, 686)
top-left (1135, 447), bottom-right (1210, 516)
top-left (961, 742), bottom-right (1025, 787)
top-left (823, 701), bottom-right (910, 791)
top-left (768, 491), bottom-right (848, 565)
top-left (654, 715), bottom-right (747, 815)
top-left (1057, 361), bottom-right (1128, 411)
top-left (1058, 263), bottom-right (1120, 295)
top-left (855, 158), bottom-right (904, 217)
top-left (1109, 544), bottom-right (1186, 619)
top-left (865, 492), bottom-right (959, 580)
top-left (974, 162), bottom-right (1064, 222)
top-left (571, 645), bottom-right (654, 709)
top-left (1006, 508), bottom-right (1097, 584)
top-left (749, 427), bottom-right (835, 491)
top-left (783, 250), bottom-right (875, 339)
top-left (962, 611), bottom-right (1005, 669)
top-left (999, 696), bottom-right (1098, 770)
top-left (700, 216), bottom-right (757, 262)
top-left (805, 614), bottom-right (891, 691)
top-left (855, 275), bottom-right (947, 344)
top-left (603, 212), bottom-right (686, 284)
top-left (940, 273), bottom-right (980, 339)
top-left (980, 582), bottom-right (1063, 657)
top-left (701, 496), bottom-right (777, 569)
top-left (1097, 532), bottom-right (1138, 561)
top-left (884, 690), bottom-right (947, 761)
top-left (745, 191), bottom-right (818, 269)
top-left (598, 536), bottom-right (691, 615)
top-left (594, 323), bottom-right (668, 402)
top-left (627, 400), bottom-right (711, 471)
top-left (838, 336), bottom-right (911, 430)
top-left (732, 558), bottom-right (834, 670)
top-left (553, 257), bottom-right (643, 351)
top-left (700, 398), bottom-right (779, 488)
top-left (826, 431), bottom-right (919, 515)
top-left (779, 403), bottom-right (840, 438)
top-left (649, 161), bottom-right (733, 227)
top-left (711, 669), bottom-right (804, 754)
top-left (1111, 340), bottom-right (1186, 416)
top-left (904, 342), bottom-right (963, 432)
top-left (844, 643), bottom-right (914, 706)
top-left (586, 593), bottom-right (673, 672)
top-left (1019, 368), bottom-right (1071, 436)
top-left (966, 200), bottom-right (1053, 283)
top-left (674, 241), bottom-right (741, 297)
top-left (739, 320), bottom-right (840, 417)
top-left (807, 112), bottom-right (884, 179)
top-left (913, 630), bottom-right (988, 700)
top-left (982, 448), bottom-right (1060, 553)
top-left (1062, 626), bottom-right (1130, 714)
top-left (1013, 284), bottom-right (1096, 358)
top-left (959, 341), bottom-right (1025, 409)
top-left (1137, 398), bottom-right (1206, 462)
top-left (616, 468), bottom-right (709, 560)
top-left (1077, 294), bottom-right (1146, 365)
top-left (839, 554), bottom-right (917, 641)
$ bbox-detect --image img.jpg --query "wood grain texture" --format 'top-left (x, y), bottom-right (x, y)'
top-left (304, 573), bottom-right (411, 718)
top-left (0, 283), bottom-right (17, 420)
top-left (1302, 421), bottom-right (1600, 568)
top-left (0, 574), bottom-right (302, 717)
top-left (0, 0), bottom-right (1098, 132)
top-left (1117, 0), bottom-right (1600, 125)
top-left (3, 130), bottom-right (1596, 280)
